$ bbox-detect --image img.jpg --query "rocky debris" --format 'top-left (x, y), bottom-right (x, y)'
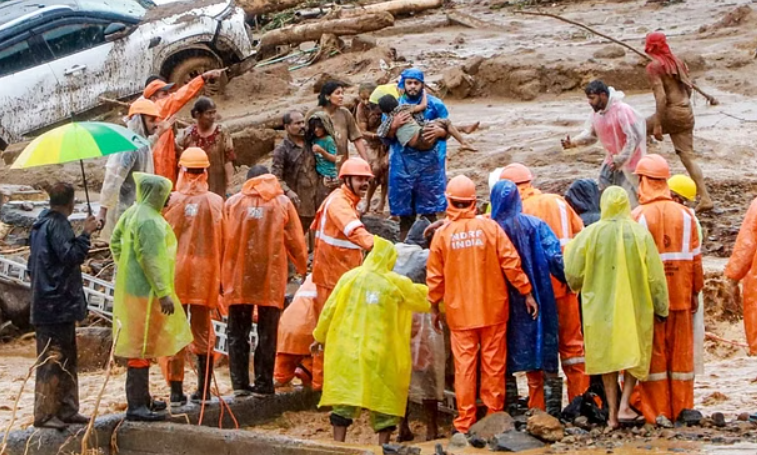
top-left (527, 410), bottom-right (564, 442)
top-left (468, 435), bottom-right (487, 448)
top-left (447, 432), bottom-right (469, 450)
top-left (231, 128), bottom-right (278, 167)
top-left (77, 327), bottom-right (113, 372)
top-left (489, 430), bottom-right (545, 452)
top-left (361, 215), bottom-right (400, 243)
top-left (592, 45), bottom-right (626, 59)
top-left (452, 34), bottom-right (466, 45)
top-left (660, 429), bottom-right (677, 439)
top-left (469, 412), bottom-right (515, 440)
top-left (701, 5), bottom-right (753, 32)
top-left (382, 443), bottom-right (420, 455)
top-left (656, 415), bottom-right (674, 428)
top-left (351, 35), bottom-right (377, 52)
top-left (677, 409), bottom-right (703, 427)
top-left (463, 56), bottom-right (485, 76)
top-left (712, 412), bottom-right (727, 428)
top-left (574, 415), bottom-right (591, 430)
top-left (0, 280), bottom-right (31, 330)
top-left (738, 412), bottom-right (750, 422)
top-left (312, 73), bottom-right (352, 94)
top-left (442, 66), bottom-right (475, 99)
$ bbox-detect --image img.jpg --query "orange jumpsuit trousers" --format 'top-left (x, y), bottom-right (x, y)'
top-left (311, 284), bottom-right (333, 391)
top-left (159, 305), bottom-right (214, 382)
top-left (274, 354), bottom-right (314, 386)
top-left (639, 311), bottom-right (694, 422)
top-left (450, 323), bottom-right (507, 433)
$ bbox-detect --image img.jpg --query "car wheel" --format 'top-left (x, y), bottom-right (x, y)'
top-left (169, 55), bottom-right (226, 95)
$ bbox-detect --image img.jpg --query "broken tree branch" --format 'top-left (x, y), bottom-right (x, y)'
top-left (258, 12), bottom-right (395, 48)
top-left (341, 0), bottom-right (443, 17)
top-left (447, 10), bottom-right (505, 29)
top-left (515, 10), bottom-right (720, 105)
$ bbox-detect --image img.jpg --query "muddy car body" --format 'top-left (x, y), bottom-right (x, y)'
top-left (0, 0), bottom-right (255, 149)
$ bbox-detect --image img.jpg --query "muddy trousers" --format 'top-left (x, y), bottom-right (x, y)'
top-left (228, 304), bottom-right (281, 392)
top-left (274, 353), bottom-right (313, 386)
top-left (527, 293), bottom-right (589, 409)
top-left (639, 311), bottom-right (694, 423)
top-left (449, 323), bottom-right (507, 433)
top-left (34, 323), bottom-right (79, 426)
top-left (158, 305), bottom-right (214, 382)
top-left (744, 292), bottom-right (757, 356)
top-left (311, 285), bottom-right (334, 391)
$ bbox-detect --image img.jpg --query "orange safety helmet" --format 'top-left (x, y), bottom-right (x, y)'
top-left (499, 163), bottom-right (533, 184)
top-left (128, 98), bottom-right (160, 118)
top-left (446, 175), bottom-right (477, 201)
top-left (338, 157), bottom-right (374, 179)
top-left (634, 154), bottom-right (671, 179)
top-left (179, 147), bottom-right (210, 169)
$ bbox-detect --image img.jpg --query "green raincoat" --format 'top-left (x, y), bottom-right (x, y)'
top-left (313, 236), bottom-right (430, 417)
top-left (110, 173), bottom-right (192, 359)
top-left (564, 186), bottom-right (668, 380)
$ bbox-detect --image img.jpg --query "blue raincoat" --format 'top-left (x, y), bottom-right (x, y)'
top-left (387, 69), bottom-right (449, 217)
top-left (490, 180), bottom-right (565, 374)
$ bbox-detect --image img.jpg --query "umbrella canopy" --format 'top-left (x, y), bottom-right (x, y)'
top-left (11, 122), bottom-right (149, 169)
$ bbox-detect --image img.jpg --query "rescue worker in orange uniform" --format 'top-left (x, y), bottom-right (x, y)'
top-left (632, 154), bottom-right (703, 424)
top-left (310, 157), bottom-right (376, 390)
top-left (426, 175), bottom-right (536, 434)
top-left (144, 70), bottom-right (224, 184)
top-left (159, 148), bottom-right (224, 406)
top-left (499, 163), bottom-right (589, 407)
top-left (223, 165), bottom-right (308, 397)
top-left (726, 197), bottom-right (757, 358)
top-left (274, 275), bottom-right (318, 388)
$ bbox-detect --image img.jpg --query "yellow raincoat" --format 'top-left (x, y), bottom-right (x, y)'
top-left (110, 173), bottom-right (193, 359)
top-left (313, 236), bottom-right (430, 417)
top-left (564, 186), bottom-right (668, 380)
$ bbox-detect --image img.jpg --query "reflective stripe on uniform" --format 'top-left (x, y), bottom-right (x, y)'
top-left (670, 371), bottom-right (695, 381)
top-left (343, 219), bottom-right (363, 237)
top-left (317, 196), bottom-right (361, 250)
top-left (556, 199), bottom-right (571, 247)
top-left (644, 372), bottom-right (668, 382)
top-left (658, 209), bottom-right (699, 261)
top-left (561, 356), bottom-right (585, 366)
top-left (295, 290), bottom-right (318, 299)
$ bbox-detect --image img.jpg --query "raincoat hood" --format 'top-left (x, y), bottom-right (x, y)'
top-left (445, 196), bottom-right (477, 221)
top-left (363, 236), bottom-right (397, 272)
top-left (490, 180), bottom-right (523, 223)
top-left (134, 172), bottom-right (172, 210)
top-left (242, 174), bottom-right (284, 201)
top-left (638, 176), bottom-right (672, 205)
top-left (518, 183), bottom-right (540, 202)
top-left (307, 110), bottom-right (336, 138)
top-left (600, 186), bottom-right (632, 221)
top-left (602, 87), bottom-right (625, 114)
top-left (565, 179), bottom-right (601, 215)
top-left (175, 168), bottom-right (209, 196)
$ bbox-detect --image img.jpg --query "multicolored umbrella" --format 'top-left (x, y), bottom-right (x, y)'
top-left (11, 121), bottom-right (149, 213)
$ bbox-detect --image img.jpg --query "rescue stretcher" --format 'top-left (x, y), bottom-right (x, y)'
top-left (0, 255), bottom-right (256, 354)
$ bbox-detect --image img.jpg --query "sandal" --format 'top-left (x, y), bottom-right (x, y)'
top-left (618, 413), bottom-right (646, 428)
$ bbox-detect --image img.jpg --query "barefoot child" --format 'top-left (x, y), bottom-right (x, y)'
top-left (376, 94), bottom-right (476, 151)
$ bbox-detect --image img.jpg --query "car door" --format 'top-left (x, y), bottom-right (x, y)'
top-left (35, 17), bottom-right (116, 117)
top-left (0, 32), bottom-right (61, 144)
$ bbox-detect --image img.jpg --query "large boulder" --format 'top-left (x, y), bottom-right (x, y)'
top-left (0, 280), bottom-right (31, 330)
top-left (77, 327), bottom-right (113, 372)
top-left (527, 410), bottom-right (564, 442)
top-left (489, 431), bottom-right (545, 452)
top-left (361, 215), bottom-right (400, 243)
top-left (232, 128), bottom-right (278, 167)
top-left (469, 412), bottom-right (515, 440)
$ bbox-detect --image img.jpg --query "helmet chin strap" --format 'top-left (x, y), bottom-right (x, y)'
top-left (346, 177), bottom-right (357, 195)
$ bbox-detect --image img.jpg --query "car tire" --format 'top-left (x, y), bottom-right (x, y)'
top-left (169, 55), bottom-right (226, 95)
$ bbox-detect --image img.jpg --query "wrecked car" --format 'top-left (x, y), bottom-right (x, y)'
top-left (0, 0), bottom-right (255, 149)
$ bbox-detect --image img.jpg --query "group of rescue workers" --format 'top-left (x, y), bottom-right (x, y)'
top-left (25, 31), bottom-right (757, 446)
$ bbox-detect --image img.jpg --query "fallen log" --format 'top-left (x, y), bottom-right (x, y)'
top-left (258, 12), bottom-right (394, 48)
top-left (238, 0), bottom-right (304, 17)
top-left (340, 0), bottom-right (443, 17)
top-left (446, 10), bottom-right (504, 29)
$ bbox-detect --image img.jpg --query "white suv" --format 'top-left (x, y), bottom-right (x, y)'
top-left (0, 0), bottom-right (255, 149)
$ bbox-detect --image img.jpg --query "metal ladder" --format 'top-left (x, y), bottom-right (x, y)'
top-left (0, 255), bottom-right (255, 354)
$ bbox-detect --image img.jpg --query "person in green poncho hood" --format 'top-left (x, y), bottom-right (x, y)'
top-left (110, 173), bottom-right (193, 422)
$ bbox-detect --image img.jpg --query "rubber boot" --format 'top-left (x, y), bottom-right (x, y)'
top-left (170, 381), bottom-right (187, 407)
top-left (126, 367), bottom-right (165, 422)
top-left (191, 355), bottom-right (213, 403)
top-left (545, 375), bottom-right (564, 419)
